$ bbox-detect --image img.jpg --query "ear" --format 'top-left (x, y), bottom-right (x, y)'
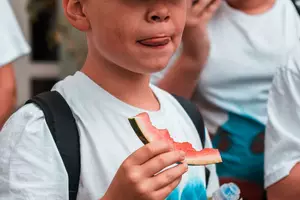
top-left (62, 0), bottom-right (90, 31)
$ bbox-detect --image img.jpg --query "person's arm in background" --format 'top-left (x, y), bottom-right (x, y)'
top-left (0, 0), bottom-right (31, 129)
top-left (153, 0), bottom-right (221, 99)
top-left (0, 63), bottom-right (16, 129)
top-left (264, 44), bottom-right (300, 200)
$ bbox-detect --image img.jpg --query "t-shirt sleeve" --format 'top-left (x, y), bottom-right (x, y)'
top-left (0, 104), bottom-right (68, 199)
top-left (264, 44), bottom-right (300, 188)
top-left (204, 128), bottom-right (220, 197)
top-left (0, 0), bottom-right (31, 66)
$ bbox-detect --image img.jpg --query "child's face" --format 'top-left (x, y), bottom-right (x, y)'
top-left (71, 0), bottom-right (187, 74)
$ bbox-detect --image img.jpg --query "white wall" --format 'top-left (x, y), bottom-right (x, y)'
top-left (10, 0), bottom-right (60, 106)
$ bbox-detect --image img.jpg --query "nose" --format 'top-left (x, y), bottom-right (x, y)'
top-left (146, 4), bottom-right (170, 23)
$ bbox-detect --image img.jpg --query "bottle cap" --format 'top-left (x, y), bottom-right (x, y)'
top-left (220, 183), bottom-right (241, 200)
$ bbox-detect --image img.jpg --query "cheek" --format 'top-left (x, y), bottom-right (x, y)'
top-left (173, 4), bottom-right (188, 35)
top-left (103, 19), bottom-right (140, 58)
top-left (94, 21), bottom-right (127, 52)
top-left (173, 9), bottom-right (187, 45)
top-left (88, 7), bottom-right (129, 47)
top-left (103, 13), bottom-right (136, 42)
top-left (92, 20), bottom-right (138, 64)
top-left (177, 17), bottom-right (187, 34)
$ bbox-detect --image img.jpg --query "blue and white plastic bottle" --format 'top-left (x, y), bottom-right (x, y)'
top-left (211, 182), bottom-right (241, 200)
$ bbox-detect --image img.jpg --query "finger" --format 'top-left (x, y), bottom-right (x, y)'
top-left (141, 150), bottom-right (186, 177)
top-left (126, 141), bottom-right (173, 165)
top-left (192, 0), bottom-right (216, 16)
top-left (201, 0), bottom-right (221, 20)
top-left (149, 162), bottom-right (188, 191)
top-left (208, 0), bottom-right (221, 13)
top-left (205, 0), bottom-right (221, 10)
top-left (151, 176), bottom-right (183, 200)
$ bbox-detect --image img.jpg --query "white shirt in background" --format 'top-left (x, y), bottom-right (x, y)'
top-left (264, 43), bottom-right (300, 188)
top-left (0, 0), bottom-right (30, 66)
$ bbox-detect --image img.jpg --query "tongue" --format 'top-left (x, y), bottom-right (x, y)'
top-left (139, 37), bottom-right (170, 46)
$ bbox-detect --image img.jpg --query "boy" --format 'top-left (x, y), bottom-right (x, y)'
top-left (151, 0), bottom-right (300, 199)
top-left (264, 42), bottom-right (300, 200)
top-left (0, 0), bottom-right (219, 199)
top-left (0, 0), bottom-right (31, 128)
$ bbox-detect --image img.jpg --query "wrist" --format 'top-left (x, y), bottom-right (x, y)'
top-left (178, 47), bottom-right (209, 72)
top-left (171, 54), bottom-right (203, 81)
top-left (183, 23), bottom-right (209, 40)
top-left (181, 29), bottom-right (210, 64)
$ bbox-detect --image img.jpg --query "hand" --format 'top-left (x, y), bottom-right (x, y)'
top-left (181, 0), bottom-right (221, 63)
top-left (102, 141), bottom-right (188, 200)
top-left (186, 0), bottom-right (221, 28)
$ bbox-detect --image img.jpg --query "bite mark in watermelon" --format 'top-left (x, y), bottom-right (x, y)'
top-left (128, 112), bottom-right (222, 166)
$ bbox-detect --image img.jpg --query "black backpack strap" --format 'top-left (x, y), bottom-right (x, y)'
top-left (172, 94), bottom-right (205, 147)
top-left (171, 94), bottom-right (210, 188)
top-left (26, 91), bottom-right (80, 200)
top-left (292, 0), bottom-right (300, 15)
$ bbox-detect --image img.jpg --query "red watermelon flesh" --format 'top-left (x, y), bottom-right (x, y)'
top-left (185, 148), bottom-right (222, 165)
top-left (173, 142), bottom-right (195, 151)
top-left (128, 112), bottom-right (222, 165)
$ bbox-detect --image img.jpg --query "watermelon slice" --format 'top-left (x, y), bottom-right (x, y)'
top-left (128, 112), bottom-right (222, 165)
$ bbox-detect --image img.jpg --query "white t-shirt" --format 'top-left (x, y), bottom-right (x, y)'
top-left (152, 0), bottom-right (300, 185)
top-left (264, 43), bottom-right (300, 188)
top-left (0, 0), bottom-right (30, 66)
top-left (0, 72), bottom-right (219, 200)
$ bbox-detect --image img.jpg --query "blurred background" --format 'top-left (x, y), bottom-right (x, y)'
top-left (10, 0), bottom-right (87, 107)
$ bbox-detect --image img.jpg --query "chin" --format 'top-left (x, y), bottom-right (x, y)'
top-left (138, 57), bottom-right (172, 74)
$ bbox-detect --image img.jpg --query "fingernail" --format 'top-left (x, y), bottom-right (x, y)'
top-left (183, 162), bottom-right (188, 171)
top-left (180, 151), bottom-right (186, 158)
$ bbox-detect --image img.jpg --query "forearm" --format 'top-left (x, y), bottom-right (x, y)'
top-left (267, 163), bottom-right (300, 200)
top-left (156, 26), bottom-right (210, 99)
top-left (156, 48), bottom-right (208, 99)
top-left (0, 63), bottom-right (16, 128)
top-left (0, 88), bottom-right (16, 128)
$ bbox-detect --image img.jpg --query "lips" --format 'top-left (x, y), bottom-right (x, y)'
top-left (138, 37), bottom-right (170, 47)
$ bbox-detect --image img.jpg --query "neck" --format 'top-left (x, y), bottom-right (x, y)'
top-left (81, 48), bottom-right (160, 111)
top-left (226, 0), bottom-right (275, 14)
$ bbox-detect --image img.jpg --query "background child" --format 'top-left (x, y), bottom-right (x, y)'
top-left (152, 0), bottom-right (300, 199)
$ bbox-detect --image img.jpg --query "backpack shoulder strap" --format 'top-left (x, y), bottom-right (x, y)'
top-left (26, 91), bottom-right (80, 200)
top-left (171, 94), bottom-right (211, 187)
top-left (292, 0), bottom-right (300, 15)
top-left (171, 94), bottom-right (206, 147)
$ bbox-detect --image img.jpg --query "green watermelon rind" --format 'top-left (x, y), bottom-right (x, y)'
top-left (129, 118), bottom-right (149, 145)
top-left (128, 113), bottom-right (222, 166)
